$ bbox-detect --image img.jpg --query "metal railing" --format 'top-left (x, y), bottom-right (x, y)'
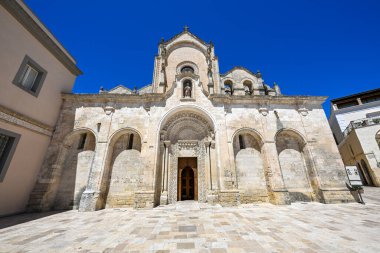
top-left (343, 116), bottom-right (380, 136)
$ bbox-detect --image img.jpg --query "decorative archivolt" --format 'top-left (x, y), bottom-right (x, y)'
top-left (162, 112), bottom-right (213, 132)
top-left (161, 111), bottom-right (214, 142)
top-left (169, 121), bottom-right (208, 142)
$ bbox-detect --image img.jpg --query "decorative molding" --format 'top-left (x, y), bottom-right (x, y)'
top-left (61, 93), bottom-right (327, 107)
top-left (0, 105), bottom-right (53, 136)
top-left (167, 141), bottom-right (207, 204)
top-left (209, 94), bottom-right (327, 106)
top-left (259, 107), bottom-right (269, 116)
top-left (103, 106), bottom-right (115, 115)
top-left (1, 1), bottom-right (82, 76)
top-left (180, 98), bottom-right (195, 102)
top-left (298, 108), bottom-right (309, 116)
top-left (162, 111), bottom-right (213, 133)
top-left (176, 61), bottom-right (199, 75)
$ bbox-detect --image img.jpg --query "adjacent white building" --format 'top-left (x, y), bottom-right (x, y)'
top-left (329, 88), bottom-right (380, 186)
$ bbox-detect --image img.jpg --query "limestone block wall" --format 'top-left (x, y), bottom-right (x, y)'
top-left (276, 132), bottom-right (312, 202)
top-left (106, 149), bottom-right (144, 208)
top-left (166, 46), bottom-right (208, 92)
top-left (54, 150), bottom-right (94, 210)
top-left (233, 133), bottom-right (268, 203)
top-left (28, 80), bottom-right (355, 211)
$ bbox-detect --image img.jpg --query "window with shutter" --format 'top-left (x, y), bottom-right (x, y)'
top-left (13, 55), bottom-right (47, 97)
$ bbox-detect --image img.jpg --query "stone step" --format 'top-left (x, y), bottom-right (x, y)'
top-left (156, 201), bottom-right (222, 211)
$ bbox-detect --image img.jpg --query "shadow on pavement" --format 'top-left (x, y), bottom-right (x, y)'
top-left (0, 211), bottom-right (66, 229)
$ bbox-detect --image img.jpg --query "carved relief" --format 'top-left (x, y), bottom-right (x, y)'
top-left (167, 141), bottom-right (207, 204)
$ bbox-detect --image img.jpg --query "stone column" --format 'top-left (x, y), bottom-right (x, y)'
top-left (210, 141), bottom-right (218, 190)
top-left (79, 107), bottom-right (114, 211)
top-left (160, 141), bottom-right (170, 205)
top-left (207, 141), bottom-right (219, 204)
top-left (160, 143), bottom-right (165, 191)
top-left (227, 140), bottom-right (237, 189)
top-left (78, 141), bottom-right (109, 211)
top-left (262, 142), bottom-right (290, 205)
top-left (164, 141), bottom-right (170, 191)
top-left (204, 141), bottom-right (211, 190)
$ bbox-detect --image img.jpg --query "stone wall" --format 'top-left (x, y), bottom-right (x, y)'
top-left (27, 30), bottom-right (355, 211)
top-left (106, 149), bottom-right (144, 208)
top-left (276, 132), bottom-right (313, 202)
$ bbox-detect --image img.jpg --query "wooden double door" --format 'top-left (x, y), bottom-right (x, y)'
top-left (178, 157), bottom-right (197, 201)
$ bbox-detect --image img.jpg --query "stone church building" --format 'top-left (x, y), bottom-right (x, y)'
top-left (28, 29), bottom-right (354, 212)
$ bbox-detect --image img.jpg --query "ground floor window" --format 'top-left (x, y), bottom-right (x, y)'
top-left (0, 129), bottom-right (20, 182)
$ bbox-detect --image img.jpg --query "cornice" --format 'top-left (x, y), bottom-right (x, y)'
top-left (0, 105), bottom-right (54, 136)
top-left (1, 0), bottom-right (82, 76)
top-left (62, 92), bottom-right (327, 106)
top-left (209, 94), bottom-right (327, 106)
top-left (62, 93), bottom-right (165, 103)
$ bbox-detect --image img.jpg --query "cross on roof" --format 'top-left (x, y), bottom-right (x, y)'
top-left (184, 25), bottom-right (189, 31)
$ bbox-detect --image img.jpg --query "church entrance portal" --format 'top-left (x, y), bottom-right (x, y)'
top-left (178, 157), bottom-right (197, 201)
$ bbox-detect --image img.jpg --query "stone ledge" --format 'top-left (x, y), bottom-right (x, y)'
top-left (0, 105), bottom-right (53, 136)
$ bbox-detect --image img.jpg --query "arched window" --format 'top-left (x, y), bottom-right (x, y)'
top-left (224, 80), bottom-right (233, 95)
top-left (239, 135), bottom-right (245, 149)
top-left (181, 66), bottom-right (194, 74)
top-left (243, 80), bottom-right (253, 95)
top-left (127, 134), bottom-right (134, 150)
top-left (77, 133), bottom-right (87, 150)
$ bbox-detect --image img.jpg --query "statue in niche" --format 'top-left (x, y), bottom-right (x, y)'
top-left (244, 85), bottom-right (251, 95)
top-left (183, 81), bottom-right (192, 98)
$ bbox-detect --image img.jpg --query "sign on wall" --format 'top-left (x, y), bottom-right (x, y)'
top-left (345, 166), bottom-right (363, 186)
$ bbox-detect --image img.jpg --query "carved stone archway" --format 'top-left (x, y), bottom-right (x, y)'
top-left (157, 110), bottom-right (216, 205)
top-left (168, 140), bottom-right (206, 203)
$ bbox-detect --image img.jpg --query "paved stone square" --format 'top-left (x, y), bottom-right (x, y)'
top-left (1, 187), bottom-right (379, 253)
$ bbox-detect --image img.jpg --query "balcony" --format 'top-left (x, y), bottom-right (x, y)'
top-left (343, 116), bottom-right (380, 136)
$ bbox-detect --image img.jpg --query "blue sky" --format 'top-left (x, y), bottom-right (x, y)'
top-left (25, 0), bottom-right (380, 114)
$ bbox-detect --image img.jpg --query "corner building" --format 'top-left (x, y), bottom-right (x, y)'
top-left (28, 29), bottom-right (354, 212)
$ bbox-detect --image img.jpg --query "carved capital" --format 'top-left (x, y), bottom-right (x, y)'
top-left (298, 108), bottom-right (309, 116)
top-left (259, 107), bottom-right (269, 116)
top-left (103, 106), bottom-right (115, 115)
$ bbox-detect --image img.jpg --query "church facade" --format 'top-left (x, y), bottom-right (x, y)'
top-left (27, 29), bottom-right (354, 212)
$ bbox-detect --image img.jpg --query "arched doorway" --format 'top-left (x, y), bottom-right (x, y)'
top-left (155, 108), bottom-right (216, 205)
top-left (179, 166), bottom-right (195, 200)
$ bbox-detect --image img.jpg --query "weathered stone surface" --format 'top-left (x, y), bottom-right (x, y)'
top-left (27, 29), bottom-right (354, 212)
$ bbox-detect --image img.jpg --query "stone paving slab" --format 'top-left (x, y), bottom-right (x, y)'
top-left (0, 187), bottom-right (380, 253)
